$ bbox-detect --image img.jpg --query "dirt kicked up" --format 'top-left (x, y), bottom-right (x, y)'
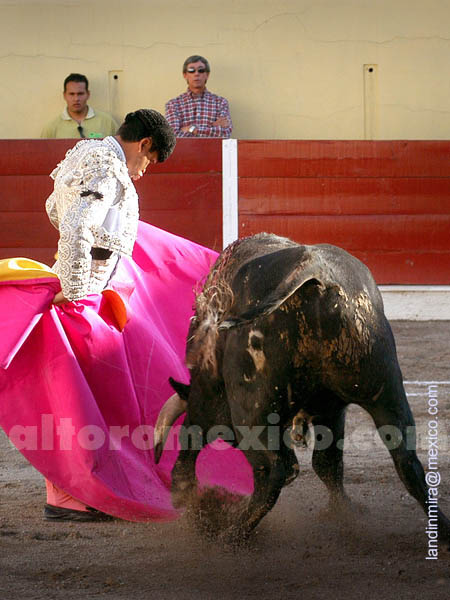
top-left (1, 321), bottom-right (449, 600)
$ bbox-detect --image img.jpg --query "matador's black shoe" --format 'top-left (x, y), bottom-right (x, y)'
top-left (43, 503), bottom-right (114, 522)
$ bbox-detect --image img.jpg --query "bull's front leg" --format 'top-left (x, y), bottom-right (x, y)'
top-left (171, 448), bottom-right (200, 509)
top-left (228, 448), bottom-right (286, 540)
top-left (171, 413), bottom-right (203, 509)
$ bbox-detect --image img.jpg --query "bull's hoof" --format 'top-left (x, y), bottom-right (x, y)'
top-left (334, 496), bottom-right (368, 515)
top-left (184, 487), bottom-right (250, 542)
top-left (217, 524), bottom-right (252, 548)
top-left (319, 495), bottom-right (367, 521)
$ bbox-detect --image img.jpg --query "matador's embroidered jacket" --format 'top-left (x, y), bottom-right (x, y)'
top-left (45, 136), bottom-right (138, 300)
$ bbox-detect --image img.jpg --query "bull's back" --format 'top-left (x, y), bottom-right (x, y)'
top-left (313, 243), bottom-right (384, 314)
top-left (226, 240), bottom-right (385, 326)
top-left (189, 234), bottom-right (390, 384)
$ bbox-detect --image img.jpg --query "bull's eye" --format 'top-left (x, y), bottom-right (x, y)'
top-left (250, 335), bottom-right (263, 350)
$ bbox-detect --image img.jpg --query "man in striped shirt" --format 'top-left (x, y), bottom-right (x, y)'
top-left (165, 55), bottom-right (232, 138)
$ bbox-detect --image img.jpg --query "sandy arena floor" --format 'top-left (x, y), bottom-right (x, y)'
top-left (1, 321), bottom-right (449, 600)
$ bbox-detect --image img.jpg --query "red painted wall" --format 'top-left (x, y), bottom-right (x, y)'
top-left (1, 139), bottom-right (449, 284)
top-left (0, 139), bottom-right (223, 267)
top-left (238, 140), bottom-right (450, 284)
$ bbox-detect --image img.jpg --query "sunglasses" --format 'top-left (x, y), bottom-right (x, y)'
top-left (77, 125), bottom-right (86, 138)
top-left (186, 67), bottom-right (207, 73)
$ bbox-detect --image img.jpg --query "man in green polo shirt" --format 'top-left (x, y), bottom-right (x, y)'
top-left (41, 73), bottom-right (118, 139)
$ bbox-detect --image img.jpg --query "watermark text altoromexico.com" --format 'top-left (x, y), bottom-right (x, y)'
top-left (6, 411), bottom-right (447, 454)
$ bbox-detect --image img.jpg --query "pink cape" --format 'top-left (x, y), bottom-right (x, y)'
top-left (0, 221), bottom-right (253, 521)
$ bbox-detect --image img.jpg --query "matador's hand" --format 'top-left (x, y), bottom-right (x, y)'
top-left (52, 291), bottom-right (70, 305)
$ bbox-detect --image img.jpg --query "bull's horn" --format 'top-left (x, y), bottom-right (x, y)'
top-left (153, 393), bottom-right (187, 464)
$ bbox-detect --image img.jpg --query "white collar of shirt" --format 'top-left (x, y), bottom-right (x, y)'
top-left (187, 88), bottom-right (209, 99)
top-left (62, 106), bottom-right (95, 120)
top-left (103, 136), bottom-right (126, 162)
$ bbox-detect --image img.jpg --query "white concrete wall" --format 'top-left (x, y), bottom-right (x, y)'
top-left (1, 0), bottom-right (449, 139)
top-left (380, 287), bottom-right (450, 321)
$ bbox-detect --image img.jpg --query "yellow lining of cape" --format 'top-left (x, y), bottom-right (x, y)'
top-left (0, 258), bottom-right (127, 330)
top-left (0, 258), bottom-right (58, 282)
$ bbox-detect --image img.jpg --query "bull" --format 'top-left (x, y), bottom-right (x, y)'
top-left (155, 233), bottom-right (450, 543)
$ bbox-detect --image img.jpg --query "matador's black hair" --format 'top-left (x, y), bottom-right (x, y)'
top-left (117, 109), bottom-right (176, 163)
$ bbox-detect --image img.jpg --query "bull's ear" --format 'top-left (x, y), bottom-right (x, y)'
top-left (169, 377), bottom-right (190, 401)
